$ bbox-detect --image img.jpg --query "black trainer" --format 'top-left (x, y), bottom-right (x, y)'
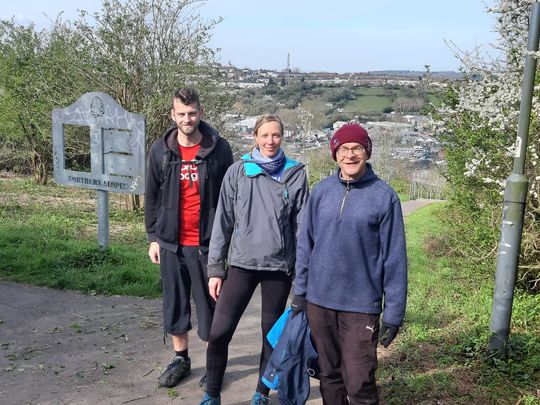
top-left (158, 357), bottom-right (191, 387)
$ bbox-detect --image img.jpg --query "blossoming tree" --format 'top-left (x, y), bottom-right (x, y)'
top-left (434, 0), bottom-right (539, 291)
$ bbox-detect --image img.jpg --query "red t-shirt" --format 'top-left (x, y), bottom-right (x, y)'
top-left (178, 143), bottom-right (201, 246)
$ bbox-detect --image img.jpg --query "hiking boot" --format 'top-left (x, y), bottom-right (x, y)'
top-left (199, 392), bottom-right (221, 405)
top-left (157, 357), bottom-right (191, 387)
top-left (199, 373), bottom-right (207, 392)
top-left (251, 391), bottom-right (270, 404)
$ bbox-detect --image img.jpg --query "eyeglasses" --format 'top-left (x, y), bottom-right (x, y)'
top-left (336, 145), bottom-right (365, 157)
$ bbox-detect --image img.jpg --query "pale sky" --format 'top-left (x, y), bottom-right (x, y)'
top-left (1, 0), bottom-right (500, 73)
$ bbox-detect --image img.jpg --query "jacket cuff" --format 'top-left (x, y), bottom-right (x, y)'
top-left (207, 263), bottom-right (227, 279)
top-left (383, 313), bottom-right (403, 327)
top-left (292, 285), bottom-right (307, 297)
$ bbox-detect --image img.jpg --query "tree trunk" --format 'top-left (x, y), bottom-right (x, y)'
top-left (31, 151), bottom-right (49, 185)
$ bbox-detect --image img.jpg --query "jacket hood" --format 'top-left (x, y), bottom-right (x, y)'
top-left (162, 120), bottom-right (221, 159)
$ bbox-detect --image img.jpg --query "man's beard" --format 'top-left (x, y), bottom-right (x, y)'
top-left (178, 122), bottom-right (199, 137)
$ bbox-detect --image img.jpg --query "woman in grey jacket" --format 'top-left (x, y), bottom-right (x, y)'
top-left (199, 114), bottom-right (309, 405)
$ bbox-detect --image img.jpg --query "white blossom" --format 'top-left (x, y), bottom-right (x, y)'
top-left (437, 0), bottom-right (539, 205)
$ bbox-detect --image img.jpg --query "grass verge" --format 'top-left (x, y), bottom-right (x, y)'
top-left (0, 176), bottom-right (160, 297)
top-left (378, 203), bottom-right (540, 404)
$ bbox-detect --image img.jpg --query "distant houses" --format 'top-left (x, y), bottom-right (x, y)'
top-left (223, 113), bottom-right (443, 167)
top-left (217, 65), bottom-right (456, 91)
top-left (217, 64), bottom-right (447, 167)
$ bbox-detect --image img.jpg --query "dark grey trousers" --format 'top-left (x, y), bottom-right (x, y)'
top-left (160, 245), bottom-right (214, 341)
top-left (307, 302), bottom-right (380, 405)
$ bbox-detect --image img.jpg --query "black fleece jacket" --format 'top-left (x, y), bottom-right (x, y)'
top-left (144, 121), bottom-right (234, 253)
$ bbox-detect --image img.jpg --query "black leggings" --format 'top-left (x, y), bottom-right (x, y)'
top-left (205, 266), bottom-right (292, 397)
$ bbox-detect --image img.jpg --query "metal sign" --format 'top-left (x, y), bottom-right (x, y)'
top-left (52, 92), bottom-right (145, 195)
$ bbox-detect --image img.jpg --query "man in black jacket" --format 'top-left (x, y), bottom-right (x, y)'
top-left (144, 88), bottom-right (233, 388)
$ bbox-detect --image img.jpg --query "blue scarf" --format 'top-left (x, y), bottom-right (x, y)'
top-left (251, 147), bottom-right (286, 180)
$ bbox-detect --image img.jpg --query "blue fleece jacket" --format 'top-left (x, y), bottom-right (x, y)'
top-left (293, 164), bottom-right (408, 326)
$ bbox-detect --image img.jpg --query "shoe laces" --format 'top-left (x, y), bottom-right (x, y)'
top-left (165, 358), bottom-right (182, 371)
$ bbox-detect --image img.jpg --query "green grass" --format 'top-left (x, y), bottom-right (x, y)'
top-left (0, 177), bottom-right (160, 297)
top-left (357, 87), bottom-right (392, 96)
top-left (301, 87), bottom-right (396, 114)
top-left (1, 178), bottom-right (538, 403)
top-left (378, 203), bottom-right (540, 404)
top-left (345, 86), bottom-right (399, 113)
top-left (344, 95), bottom-right (394, 114)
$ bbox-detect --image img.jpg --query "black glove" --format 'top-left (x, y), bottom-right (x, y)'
top-left (291, 295), bottom-right (307, 317)
top-left (378, 322), bottom-right (399, 348)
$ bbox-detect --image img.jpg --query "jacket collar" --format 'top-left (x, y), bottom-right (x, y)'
top-left (335, 163), bottom-right (377, 187)
top-left (241, 152), bottom-right (301, 177)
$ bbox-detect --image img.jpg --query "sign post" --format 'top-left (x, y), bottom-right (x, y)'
top-left (52, 92), bottom-right (145, 248)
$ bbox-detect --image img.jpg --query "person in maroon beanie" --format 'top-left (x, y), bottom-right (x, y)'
top-left (292, 123), bottom-right (408, 405)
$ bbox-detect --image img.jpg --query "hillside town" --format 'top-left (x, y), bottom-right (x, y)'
top-left (216, 65), bottom-right (446, 168)
top-left (225, 113), bottom-right (442, 166)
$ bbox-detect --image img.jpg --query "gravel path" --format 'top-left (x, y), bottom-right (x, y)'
top-left (0, 199), bottom-right (442, 405)
top-left (401, 198), bottom-right (443, 216)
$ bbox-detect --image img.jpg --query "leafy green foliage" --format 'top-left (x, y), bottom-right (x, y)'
top-left (432, 84), bottom-right (540, 291)
top-left (73, 0), bottom-right (231, 144)
top-left (305, 147), bottom-right (336, 187)
top-left (0, 19), bottom-right (90, 183)
top-left (429, 1), bottom-right (540, 291)
top-left (0, 0), bottom-right (232, 186)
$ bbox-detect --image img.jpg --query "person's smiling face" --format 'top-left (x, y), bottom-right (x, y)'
top-left (254, 121), bottom-right (282, 158)
top-left (170, 100), bottom-right (203, 137)
top-left (336, 142), bottom-right (368, 180)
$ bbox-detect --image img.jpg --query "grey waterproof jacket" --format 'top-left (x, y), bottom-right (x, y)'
top-left (207, 153), bottom-right (309, 279)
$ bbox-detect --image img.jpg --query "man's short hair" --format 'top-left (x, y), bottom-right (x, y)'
top-left (172, 88), bottom-right (201, 109)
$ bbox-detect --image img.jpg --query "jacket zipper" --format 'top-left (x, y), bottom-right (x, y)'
top-left (339, 181), bottom-right (350, 218)
top-left (281, 185), bottom-right (290, 263)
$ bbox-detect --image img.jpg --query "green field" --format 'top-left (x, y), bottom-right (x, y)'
top-left (0, 177), bottom-right (157, 297)
top-left (344, 95), bottom-right (394, 114)
top-left (301, 90), bottom-right (395, 115)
